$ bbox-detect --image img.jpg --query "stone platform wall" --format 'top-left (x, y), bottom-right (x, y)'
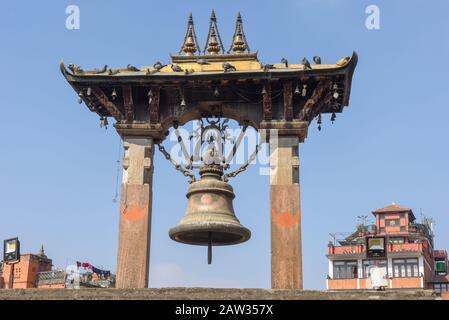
top-left (0, 288), bottom-right (439, 300)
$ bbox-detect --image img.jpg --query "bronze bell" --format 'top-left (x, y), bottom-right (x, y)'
top-left (169, 165), bottom-right (251, 264)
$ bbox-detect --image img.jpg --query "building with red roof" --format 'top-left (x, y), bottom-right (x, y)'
top-left (327, 203), bottom-right (448, 292)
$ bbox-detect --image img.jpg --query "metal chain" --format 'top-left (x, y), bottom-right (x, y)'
top-left (223, 140), bottom-right (263, 182)
top-left (157, 143), bottom-right (196, 183)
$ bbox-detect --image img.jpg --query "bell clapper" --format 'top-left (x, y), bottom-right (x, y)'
top-left (208, 232), bottom-right (213, 265)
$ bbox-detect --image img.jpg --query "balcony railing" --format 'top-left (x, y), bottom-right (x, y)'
top-left (328, 245), bottom-right (365, 255)
top-left (328, 242), bottom-right (427, 255)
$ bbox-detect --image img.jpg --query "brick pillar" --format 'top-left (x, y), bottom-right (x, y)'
top-left (116, 137), bottom-right (154, 288)
top-left (270, 135), bottom-right (302, 289)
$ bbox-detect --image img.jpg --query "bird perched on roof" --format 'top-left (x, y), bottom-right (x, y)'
top-left (196, 59), bottom-right (209, 65)
top-left (94, 65), bottom-right (108, 74)
top-left (153, 61), bottom-right (166, 70)
top-left (108, 68), bottom-right (120, 75)
top-left (281, 58), bottom-right (288, 68)
top-left (313, 56), bottom-right (322, 64)
top-left (222, 62), bottom-right (236, 72)
top-left (68, 64), bottom-right (83, 74)
top-left (127, 64), bottom-right (140, 72)
top-left (171, 64), bottom-right (183, 72)
top-left (302, 57), bottom-right (312, 70)
top-left (261, 63), bottom-right (275, 72)
top-left (146, 68), bottom-right (159, 75)
top-left (184, 68), bottom-right (195, 75)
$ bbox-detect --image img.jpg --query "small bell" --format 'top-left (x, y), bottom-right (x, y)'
top-left (87, 87), bottom-right (92, 96)
top-left (317, 113), bottom-right (322, 131)
top-left (100, 116), bottom-right (109, 129)
top-left (261, 86), bottom-right (267, 95)
top-left (294, 84), bottom-right (300, 95)
top-left (214, 87), bottom-right (220, 97)
top-left (111, 89), bottom-right (117, 100)
top-left (331, 112), bottom-right (337, 124)
top-left (78, 91), bottom-right (84, 104)
top-left (148, 89), bottom-right (153, 104)
top-left (180, 98), bottom-right (186, 107)
top-left (302, 84), bottom-right (307, 97)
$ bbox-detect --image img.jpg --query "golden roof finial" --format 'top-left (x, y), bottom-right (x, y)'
top-left (229, 12), bottom-right (250, 54)
top-left (204, 10), bottom-right (225, 55)
top-left (179, 13), bottom-right (201, 56)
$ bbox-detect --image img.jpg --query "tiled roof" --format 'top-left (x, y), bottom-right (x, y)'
top-left (373, 202), bottom-right (412, 213)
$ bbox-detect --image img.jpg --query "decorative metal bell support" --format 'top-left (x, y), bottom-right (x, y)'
top-left (169, 164), bottom-right (251, 264)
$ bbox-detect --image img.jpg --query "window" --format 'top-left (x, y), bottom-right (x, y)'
top-left (333, 261), bottom-right (358, 279)
top-left (436, 260), bottom-right (447, 274)
top-left (389, 237), bottom-right (404, 244)
top-left (379, 227), bottom-right (385, 233)
top-left (400, 226), bottom-right (406, 232)
top-left (386, 219), bottom-right (400, 227)
top-left (392, 258), bottom-right (419, 277)
top-left (363, 260), bottom-right (387, 278)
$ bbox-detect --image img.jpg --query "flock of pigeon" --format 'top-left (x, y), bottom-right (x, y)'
top-left (67, 56), bottom-right (324, 75)
top-left (148, 56), bottom-right (323, 74)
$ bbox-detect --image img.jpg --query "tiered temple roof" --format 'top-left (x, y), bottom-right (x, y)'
top-left (60, 11), bottom-right (357, 137)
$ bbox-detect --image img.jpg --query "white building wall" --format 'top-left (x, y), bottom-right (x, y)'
top-left (357, 259), bottom-right (363, 278)
top-left (387, 257), bottom-right (393, 288)
top-left (419, 256), bottom-right (425, 288)
top-left (328, 260), bottom-right (333, 279)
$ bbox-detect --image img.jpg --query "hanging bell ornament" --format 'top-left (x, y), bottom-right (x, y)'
top-left (169, 165), bottom-right (251, 264)
top-left (302, 84), bottom-right (307, 97)
top-left (331, 112), bottom-right (337, 124)
top-left (78, 91), bottom-right (84, 104)
top-left (99, 116), bottom-right (109, 129)
top-left (294, 84), bottom-right (300, 95)
top-left (111, 89), bottom-right (117, 100)
top-left (148, 89), bottom-right (153, 104)
top-left (317, 113), bottom-right (322, 131)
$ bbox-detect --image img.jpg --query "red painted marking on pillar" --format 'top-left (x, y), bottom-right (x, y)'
top-left (121, 205), bottom-right (147, 221)
top-left (271, 209), bottom-right (300, 227)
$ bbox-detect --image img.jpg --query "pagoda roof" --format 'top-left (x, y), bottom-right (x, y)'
top-left (60, 53), bottom-right (356, 78)
top-left (372, 202), bottom-right (416, 220)
top-left (60, 52), bottom-right (357, 105)
top-left (60, 12), bottom-right (358, 125)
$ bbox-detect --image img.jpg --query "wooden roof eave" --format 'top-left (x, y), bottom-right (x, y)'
top-left (60, 52), bottom-right (357, 111)
top-left (60, 53), bottom-right (357, 86)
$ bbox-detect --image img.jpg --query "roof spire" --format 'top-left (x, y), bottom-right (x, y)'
top-left (204, 10), bottom-right (225, 54)
top-left (179, 13), bottom-right (201, 56)
top-left (38, 244), bottom-right (47, 258)
top-left (229, 12), bottom-right (250, 54)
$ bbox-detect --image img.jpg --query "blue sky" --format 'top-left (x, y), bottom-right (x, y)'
top-left (1, 0), bottom-right (449, 290)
